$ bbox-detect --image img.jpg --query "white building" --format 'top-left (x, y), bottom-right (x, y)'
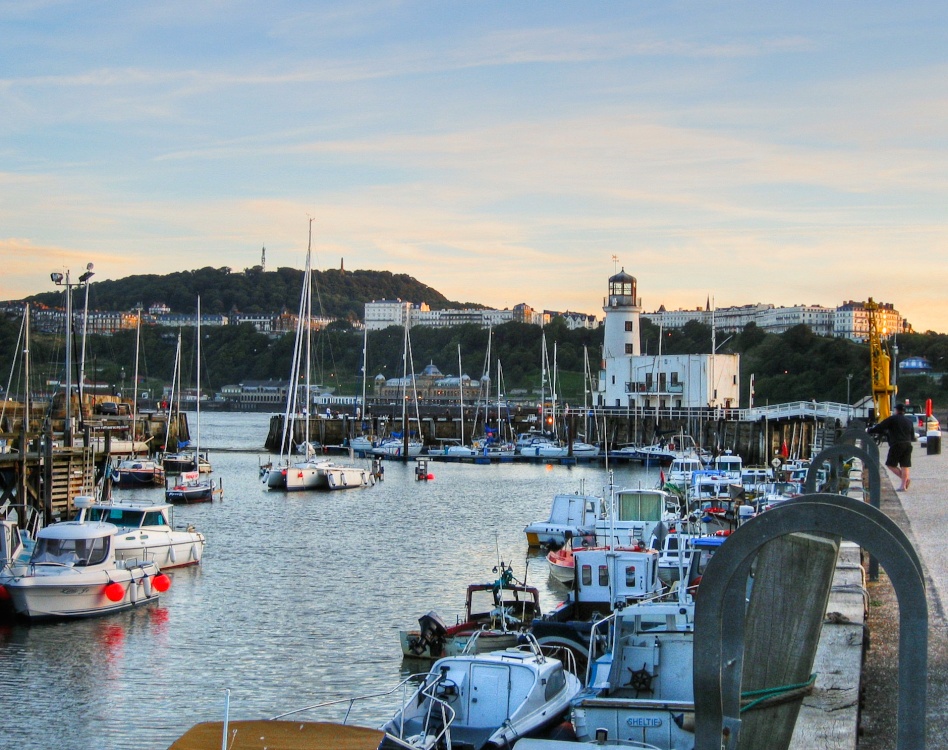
top-left (598, 270), bottom-right (741, 409)
top-left (645, 298), bottom-right (906, 341)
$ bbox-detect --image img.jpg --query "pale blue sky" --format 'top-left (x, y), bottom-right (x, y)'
top-left (2, 2), bottom-right (946, 331)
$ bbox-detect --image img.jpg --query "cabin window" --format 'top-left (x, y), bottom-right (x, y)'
top-left (624, 566), bottom-right (636, 586)
top-left (545, 666), bottom-right (567, 700)
top-left (598, 565), bottom-right (609, 586)
top-left (581, 565), bottom-right (592, 586)
top-left (670, 372), bottom-right (679, 385)
top-left (143, 511), bottom-right (165, 525)
top-left (31, 535), bottom-right (109, 566)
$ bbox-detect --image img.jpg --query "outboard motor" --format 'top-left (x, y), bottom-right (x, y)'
top-left (408, 611), bottom-right (449, 657)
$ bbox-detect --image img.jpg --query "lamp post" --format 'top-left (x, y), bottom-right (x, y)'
top-left (846, 373), bottom-right (853, 421)
top-left (51, 264), bottom-right (95, 446)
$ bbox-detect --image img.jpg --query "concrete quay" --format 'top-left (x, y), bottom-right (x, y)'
top-left (857, 440), bottom-right (948, 749)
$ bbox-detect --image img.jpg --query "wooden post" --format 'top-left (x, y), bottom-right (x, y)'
top-left (737, 532), bottom-right (839, 750)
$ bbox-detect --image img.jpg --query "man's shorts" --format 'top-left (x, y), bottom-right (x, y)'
top-left (886, 442), bottom-right (913, 468)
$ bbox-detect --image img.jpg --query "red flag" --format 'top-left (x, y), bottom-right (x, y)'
top-left (660, 470), bottom-right (666, 485)
top-left (780, 441), bottom-right (789, 458)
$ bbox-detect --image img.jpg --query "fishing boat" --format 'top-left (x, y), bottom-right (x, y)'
top-left (0, 519), bottom-right (169, 621)
top-left (532, 543), bottom-right (663, 672)
top-left (75, 495), bottom-right (205, 569)
top-left (382, 634), bottom-right (582, 750)
top-left (400, 562), bottom-right (540, 659)
top-left (524, 492), bottom-right (602, 548)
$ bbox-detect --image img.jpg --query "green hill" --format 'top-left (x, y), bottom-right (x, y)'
top-left (18, 265), bottom-right (481, 319)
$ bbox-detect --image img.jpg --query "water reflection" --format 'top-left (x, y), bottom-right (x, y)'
top-left (0, 412), bottom-right (653, 749)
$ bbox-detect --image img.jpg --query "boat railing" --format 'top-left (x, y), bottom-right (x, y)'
top-left (270, 673), bottom-right (424, 724)
top-left (386, 670), bottom-right (459, 749)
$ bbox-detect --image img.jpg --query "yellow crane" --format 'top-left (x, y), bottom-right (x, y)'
top-left (866, 297), bottom-right (896, 420)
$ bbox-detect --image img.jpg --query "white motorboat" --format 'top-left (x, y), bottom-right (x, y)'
top-left (381, 635), bottom-right (582, 750)
top-left (0, 519), bottom-right (169, 621)
top-left (524, 493), bottom-right (602, 548)
top-left (75, 495), bottom-right (205, 569)
top-left (371, 435), bottom-right (424, 458)
top-left (709, 449), bottom-right (743, 480)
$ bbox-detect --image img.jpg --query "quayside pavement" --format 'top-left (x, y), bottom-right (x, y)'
top-left (858, 440), bottom-right (948, 749)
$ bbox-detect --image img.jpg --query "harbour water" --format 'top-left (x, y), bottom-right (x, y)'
top-left (1, 412), bottom-right (656, 750)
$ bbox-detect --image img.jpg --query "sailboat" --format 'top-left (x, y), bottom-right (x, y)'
top-left (112, 307), bottom-right (164, 486)
top-left (371, 316), bottom-right (424, 459)
top-left (166, 299), bottom-right (217, 504)
top-left (160, 331), bottom-right (211, 474)
top-left (263, 221), bottom-right (374, 491)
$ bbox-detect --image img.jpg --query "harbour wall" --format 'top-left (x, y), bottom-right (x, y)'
top-left (263, 407), bottom-right (847, 464)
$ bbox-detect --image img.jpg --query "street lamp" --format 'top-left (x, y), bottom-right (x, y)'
top-left (50, 264), bottom-right (95, 446)
top-left (846, 373), bottom-right (853, 421)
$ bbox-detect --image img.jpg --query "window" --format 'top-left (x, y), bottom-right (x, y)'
top-left (598, 564), bottom-right (609, 586)
top-left (670, 372), bottom-right (679, 385)
top-left (625, 343), bottom-right (635, 354)
top-left (625, 566), bottom-right (637, 586)
top-left (581, 565), bottom-right (592, 586)
top-left (545, 666), bottom-right (567, 700)
top-left (624, 321), bottom-right (634, 331)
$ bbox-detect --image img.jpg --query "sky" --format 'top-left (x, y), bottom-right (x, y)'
top-left (2, 2), bottom-right (947, 332)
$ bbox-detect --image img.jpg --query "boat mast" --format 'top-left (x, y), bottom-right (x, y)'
top-left (458, 344), bottom-right (464, 446)
top-left (360, 324), bottom-right (368, 421)
top-left (401, 313), bottom-right (409, 460)
top-left (195, 297), bottom-right (201, 462)
top-left (304, 220), bottom-right (313, 456)
top-left (131, 304), bottom-right (142, 455)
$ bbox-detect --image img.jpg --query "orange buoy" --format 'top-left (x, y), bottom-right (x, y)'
top-left (427, 473), bottom-right (435, 480)
top-left (152, 574), bottom-right (171, 593)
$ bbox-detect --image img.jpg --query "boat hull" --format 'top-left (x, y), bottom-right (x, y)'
top-left (1, 561), bottom-right (162, 621)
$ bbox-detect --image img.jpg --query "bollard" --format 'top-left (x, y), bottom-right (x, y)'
top-left (927, 430), bottom-right (941, 455)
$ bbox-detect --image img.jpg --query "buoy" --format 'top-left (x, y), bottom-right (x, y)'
top-left (104, 582), bottom-right (125, 602)
top-left (152, 573), bottom-right (171, 593)
top-left (427, 473), bottom-right (435, 480)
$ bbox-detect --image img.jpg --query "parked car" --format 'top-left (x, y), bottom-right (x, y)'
top-left (95, 402), bottom-right (130, 416)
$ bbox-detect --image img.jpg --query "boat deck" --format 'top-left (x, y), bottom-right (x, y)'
top-left (169, 720), bottom-right (384, 750)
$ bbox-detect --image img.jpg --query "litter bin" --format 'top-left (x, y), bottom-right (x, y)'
top-left (927, 430), bottom-right (942, 455)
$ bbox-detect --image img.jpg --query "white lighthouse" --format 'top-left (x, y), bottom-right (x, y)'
top-left (598, 268), bottom-right (741, 410)
top-left (600, 268), bottom-right (641, 407)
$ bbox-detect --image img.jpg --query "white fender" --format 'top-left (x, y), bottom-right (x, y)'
top-left (169, 545), bottom-right (177, 564)
top-left (327, 473), bottom-right (335, 488)
top-left (129, 575), bottom-right (138, 603)
top-left (341, 473), bottom-right (347, 487)
top-left (144, 575), bottom-right (153, 598)
top-left (190, 543), bottom-right (197, 561)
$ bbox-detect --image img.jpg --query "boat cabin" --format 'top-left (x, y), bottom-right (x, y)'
top-left (595, 488), bottom-right (676, 548)
top-left (30, 522), bottom-right (116, 567)
top-left (570, 546), bottom-right (660, 617)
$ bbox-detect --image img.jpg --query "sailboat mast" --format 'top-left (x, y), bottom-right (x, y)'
top-left (304, 220), bottom-right (313, 453)
top-left (360, 325), bottom-right (368, 419)
top-left (132, 304), bottom-right (141, 454)
top-left (458, 344), bottom-right (464, 446)
top-left (196, 298), bottom-right (201, 459)
top-left (401, 313), bottom-right (409, 459)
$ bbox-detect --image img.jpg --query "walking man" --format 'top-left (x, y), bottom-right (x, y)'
top-left (868, 402), bottom-right (916, 491)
